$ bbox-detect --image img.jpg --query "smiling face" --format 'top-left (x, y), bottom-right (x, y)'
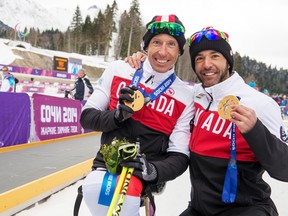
top-left (194, 50), bottom-right (230, 87)
top-left (147, 34), bottom-right (180, 73)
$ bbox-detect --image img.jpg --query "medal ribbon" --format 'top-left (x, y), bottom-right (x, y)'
top-left (222, 122), bottom-right (237, 203)
top-left (131, 64), bottom-right (176, 101)
top-left (222, 96), bottom-right (240, 203)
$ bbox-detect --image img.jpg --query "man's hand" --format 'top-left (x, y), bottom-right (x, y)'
top-left (230, 104), bottom-right (257, 134)
top-left (114, 86), bottom-right (137, 123)
top-left (124, 51), bottom-right (147, 69)
top-left (120, 153), bottom-right (157, 182)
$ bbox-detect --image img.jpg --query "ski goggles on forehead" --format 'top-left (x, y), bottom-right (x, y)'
top-left (188, 29), bottom-right (229, 46)
top-left (147, 22), bottom-right (185, 36)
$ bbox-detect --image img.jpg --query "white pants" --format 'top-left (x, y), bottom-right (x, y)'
top-left (82, 170), bottom-right (143, 216)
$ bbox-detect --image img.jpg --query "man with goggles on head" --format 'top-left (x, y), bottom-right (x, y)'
top-left (181, 26), bottom-right (288, 216)
top-left (79, 14), bottom-right (194, 216)
top-left (127, 26), bottom-right (288, 216)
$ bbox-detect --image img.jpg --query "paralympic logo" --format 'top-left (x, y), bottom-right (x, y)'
top-left (14, 23), bottom-right (29, 40)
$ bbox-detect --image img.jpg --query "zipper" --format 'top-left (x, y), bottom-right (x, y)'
top-left (202, 85), bottom-right (213, 111)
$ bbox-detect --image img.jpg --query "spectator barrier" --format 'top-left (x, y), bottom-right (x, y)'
top-left (0, 92), bottom-right (30, 147)
top-left (0, 92), bottom-right (82, 147)
top-left (0, 64), bottom-right (75, 80)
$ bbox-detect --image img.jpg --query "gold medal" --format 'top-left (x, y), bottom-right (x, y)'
top-left (124, 90), bottom-right (145, 111)
top-left (218, 95), bottom-right (239, 119)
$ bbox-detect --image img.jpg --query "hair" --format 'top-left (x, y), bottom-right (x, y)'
top-left (2, 66), bottom-right (9, 71)
top-left (78, 69), bottom-right (85, 74)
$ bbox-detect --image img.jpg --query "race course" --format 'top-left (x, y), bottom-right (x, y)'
top-left (0, 132), bottom-right (101, 216)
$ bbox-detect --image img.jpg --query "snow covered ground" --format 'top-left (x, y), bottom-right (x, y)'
top-left (15, 168), bottom-right (288, 216)
top-left (13, 124), bottom-right (288, 216)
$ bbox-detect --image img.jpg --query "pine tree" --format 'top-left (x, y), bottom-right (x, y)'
top-left (93, 11), bottom-right (106, 55)
top-left (103, 0), bottom-right (118, 61)
top-left (115, 11), bottom-right (129, 59)
top-left (233, 52), bottom-right (244, 77)
top-left (81, 15), bottom-right (93, 55)
top-left (126, 0), bottom-right (142, 57)
top-left (69, 5), bottom-right (83, 52)
top-left (116, 0), bottom-right (143, 58)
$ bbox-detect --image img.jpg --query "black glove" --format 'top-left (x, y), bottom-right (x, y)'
top-left (114, 86), bottom-right (137, 123)
top-left (120, 154), bottom-right (158, 182)
top-left (64, 90), bottom-right (70, 98)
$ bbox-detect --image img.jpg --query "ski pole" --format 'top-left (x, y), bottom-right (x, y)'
top-left (144, 196), bottom-right (150, 216)
top-left (112, 167), bottom-right (134, 216)
top-left (107, 142), bottom-right (139, 215)
top-left (107, 167), bottom-right (128, 216)
top-left (112, 141), bottom-right (140, 215)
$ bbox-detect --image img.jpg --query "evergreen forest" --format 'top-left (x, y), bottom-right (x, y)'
top-left (1, 0), bottom-right (287, 95)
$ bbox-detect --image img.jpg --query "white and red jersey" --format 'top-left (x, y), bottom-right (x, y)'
top-left (82, 59), bottom-right (195, 183)
top-left (188, 71), bottom-right (288, 216)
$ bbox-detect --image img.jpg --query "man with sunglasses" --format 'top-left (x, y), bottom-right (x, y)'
top-left (0, 66), bottom-right (15, 92)
top-left (180, 27), bottom-right (288, 216)
top-left (127, 26), bottom-right (288, 216)
top-left (79, 14), bottom-right (194, 216)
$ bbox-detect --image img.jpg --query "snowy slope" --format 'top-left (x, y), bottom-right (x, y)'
top-left (0, 0), bottom-right (70, 31)
top-left (0, 0), bottom-right (119, 32)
